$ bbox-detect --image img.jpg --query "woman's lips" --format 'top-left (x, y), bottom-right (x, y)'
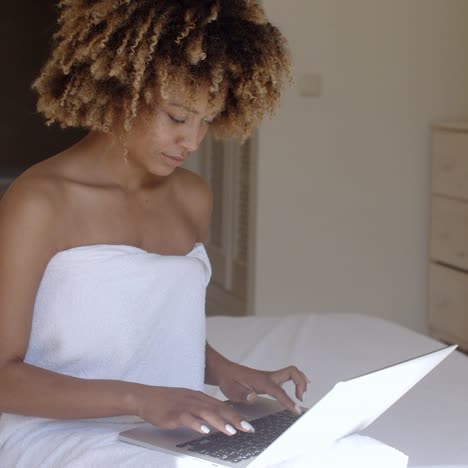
top-left (162, 153), bottom-right (185, 167)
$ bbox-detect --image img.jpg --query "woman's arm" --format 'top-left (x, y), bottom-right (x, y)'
top-left (205, 342), bottom-right (234, 387)
top-left (1, 357), bottom-right (253, 437)
top-left (0, 178), bottom-right (137, 419)
top-left (0, 361), bottom-right (140, 419)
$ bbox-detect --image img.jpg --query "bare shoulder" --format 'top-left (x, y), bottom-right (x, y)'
top-left (173, 167), bottom-right (213, 242)
top-left (0, 163), bottom-right (67, 252)
top-left (2, 164), bottom-right (63, 212)
top-left (173, 167), bottom-right (211, 198)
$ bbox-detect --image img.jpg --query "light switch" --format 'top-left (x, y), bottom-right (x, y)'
top-left (298, 73), bottom-right (322, 97)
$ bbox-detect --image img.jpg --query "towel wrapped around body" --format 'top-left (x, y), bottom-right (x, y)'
top-left (0, 243), bottom-right (211, 467)
top-left (0, 242), bottom-right (408, 467)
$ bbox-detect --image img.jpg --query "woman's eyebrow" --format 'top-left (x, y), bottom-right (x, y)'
top-left (168, 101), bottom-right (221, 119)
top-left (168, 101), bottom-right (198, 114)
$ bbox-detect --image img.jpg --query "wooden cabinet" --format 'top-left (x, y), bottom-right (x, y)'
top-left (429, 123), bottom-right (468, 350)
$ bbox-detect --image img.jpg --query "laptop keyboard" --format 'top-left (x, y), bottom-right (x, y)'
top-left (176, 409), bottom-right (301, 464)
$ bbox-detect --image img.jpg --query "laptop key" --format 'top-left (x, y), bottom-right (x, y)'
top-left (177, 410), bottom-right (301, 463)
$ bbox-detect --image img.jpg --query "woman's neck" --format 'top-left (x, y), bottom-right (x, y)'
top-left (74, 131), bottom-right (171, 193)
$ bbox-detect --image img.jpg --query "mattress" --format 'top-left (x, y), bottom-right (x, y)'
top-left (205, 313), bottom-right (468, 466)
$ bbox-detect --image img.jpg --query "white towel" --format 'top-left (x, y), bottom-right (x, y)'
top-left (0, 243), bottom-right (211, 467)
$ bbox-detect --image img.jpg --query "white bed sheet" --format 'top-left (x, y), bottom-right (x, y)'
top-left (206, 313), bottom-right (468, 467)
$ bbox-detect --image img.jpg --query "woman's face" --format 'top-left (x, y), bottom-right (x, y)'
top-left (124, 85), bottom-right (224, 177)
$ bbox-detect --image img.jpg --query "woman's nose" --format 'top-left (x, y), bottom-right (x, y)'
top-left (178, 124), bottom-right (206, 153)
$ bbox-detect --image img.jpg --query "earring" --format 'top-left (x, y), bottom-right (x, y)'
top-left (122, 146), bottom-right (129, 164)
top-left (117, 132), bottom-right (130, 164)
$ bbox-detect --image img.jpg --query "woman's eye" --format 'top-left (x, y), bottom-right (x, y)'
top-left (168, 114), bottom-right (186, 124)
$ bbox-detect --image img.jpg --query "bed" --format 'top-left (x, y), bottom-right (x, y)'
top-left (1, 312), bottom-right (466, 467)
top-left (205, 312), bottom-right (468, 467)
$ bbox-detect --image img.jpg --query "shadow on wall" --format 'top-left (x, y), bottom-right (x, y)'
top-left (1, 2), bottom-right (84, 176)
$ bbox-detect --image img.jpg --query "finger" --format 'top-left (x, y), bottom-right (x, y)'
top-left (222, 380), bottom-right (257, 404)
top-left (271, 366), bottom-right (309, 402)
top-left (247, 391), bottom-right (257, 403)
top-left (293, 370), bottom-right (310, 401)
top-left (298, 370), bottom-right (311, 401)
top-left (197, 408), bottom-right (239, 436)
top-left (188, 391), bottom-right (255, 433)
top-left (216, 402), bottom-right (256, 433)
top-left (194, 399), bottom-right (248, 435)
top-left (262, 380), bottom-right (300, 415)
top-left (180, 413), bottom-right (211, 435)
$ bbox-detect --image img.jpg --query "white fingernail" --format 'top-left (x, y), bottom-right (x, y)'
top-left (302, 391), bottom-right (308, 400)
top-left (240, 420), bottom-right (255, 432)
top-left (225, 424), bottom-right (237, 435)
top-left (247, 392), bottom-right (256, 402)
top-left (294, 404), bottom-right (302, 415)
top-left (200, 424), bottom-right (210, 434)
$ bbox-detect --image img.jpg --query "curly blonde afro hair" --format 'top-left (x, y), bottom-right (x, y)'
top-left (32, 0), bottom-right (291, 141)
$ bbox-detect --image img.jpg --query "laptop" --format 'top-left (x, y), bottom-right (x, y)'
top-left (119, 344), bottom-right (457, 467)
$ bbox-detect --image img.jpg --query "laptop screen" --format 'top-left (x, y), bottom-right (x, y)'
top-left (249, 345), bottom-right (457, 468)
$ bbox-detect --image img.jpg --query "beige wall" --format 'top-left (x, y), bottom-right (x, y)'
top-left (252, 0), bottom-right (468, 333)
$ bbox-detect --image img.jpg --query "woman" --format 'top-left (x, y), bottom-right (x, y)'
top-left (0, 1), bottom-right (308, 466)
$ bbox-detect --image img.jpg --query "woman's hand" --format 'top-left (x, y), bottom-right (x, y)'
top-left (217, 362), bottom-right (310, 415)
top-left (134, 386), bottom-right (255, 436)
top-left (205, 343), bottom-right (310, 414)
